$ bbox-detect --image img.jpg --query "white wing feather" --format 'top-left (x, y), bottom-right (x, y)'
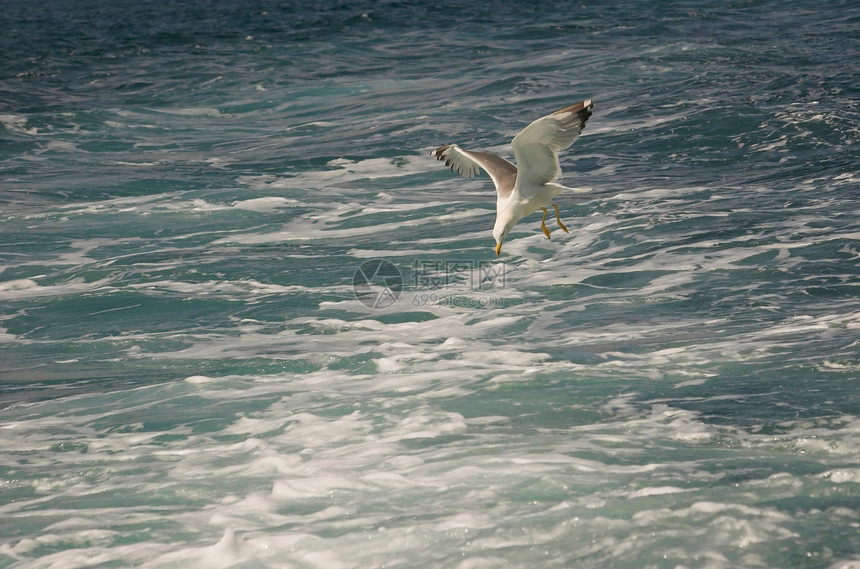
top-left (511, 99), bottom-right (593, 189)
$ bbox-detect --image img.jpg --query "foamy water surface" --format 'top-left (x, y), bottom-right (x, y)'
top-left (2, 1), bottom-right (859, 567)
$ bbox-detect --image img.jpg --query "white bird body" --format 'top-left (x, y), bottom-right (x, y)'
top-left (432, 100), bottom-right (593, 254)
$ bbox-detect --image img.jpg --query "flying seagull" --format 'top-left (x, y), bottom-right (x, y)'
top-left (431, 99), bottom-right (593, 255)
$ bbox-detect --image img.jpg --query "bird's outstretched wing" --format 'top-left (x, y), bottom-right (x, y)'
top-left (511, 100), bottom-right (593, 188)
top-left (431, 144), bottom-right (517, 199)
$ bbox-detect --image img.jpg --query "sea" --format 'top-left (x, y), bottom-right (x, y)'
top-left (1, 0), bottom-right (858, 567)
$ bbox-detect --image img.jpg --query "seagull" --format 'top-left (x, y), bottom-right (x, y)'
top-left (431, 99), bottom-right (593, 255)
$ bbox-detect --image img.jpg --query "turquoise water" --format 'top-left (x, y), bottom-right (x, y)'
top-left (1, 1), bottom-right (859, 567)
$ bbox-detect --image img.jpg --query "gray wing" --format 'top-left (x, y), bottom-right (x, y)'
top-left (431, 144), bottom-right (517, 199)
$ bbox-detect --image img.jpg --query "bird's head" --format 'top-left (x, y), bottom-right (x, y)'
top-left (492, 210), bottom-right (516, 255)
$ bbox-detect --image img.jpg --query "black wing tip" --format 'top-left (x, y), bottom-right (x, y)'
top-left (431, 144), bottom-right (462, 175)
top-left (552, 99), bottom-right (594, 129)
top-left (579, 99), bottom-right (593, 129)
top-left (431, 144), bottom-right (453, 159)
top-left (571, 99), bottom-right (594, 130)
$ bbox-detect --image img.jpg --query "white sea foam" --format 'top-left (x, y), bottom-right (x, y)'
top-left (0, 113), bottom-right (40, 135)
top-left (819, 469), bottom-right (860, 483)
top-left (0, 275), bottom-right (119, 301)
top-left (3, 364), bottom-right (858, 569)
top-left (230, 196), bottom-right (299, 212)
top-left (127, 278), bottom-right (312, 298)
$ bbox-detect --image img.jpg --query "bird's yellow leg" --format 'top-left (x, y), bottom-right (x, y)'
top-left (540, 208), bottom-right (552, 239)
top-left (553, 203), bottom-right (569, 233)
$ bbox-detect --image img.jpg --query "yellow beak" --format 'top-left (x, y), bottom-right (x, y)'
top-left (495, 241), bottom-right (503, 255)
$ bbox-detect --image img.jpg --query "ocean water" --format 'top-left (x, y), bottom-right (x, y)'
top-left (1, 0), bottom-right (859, 567)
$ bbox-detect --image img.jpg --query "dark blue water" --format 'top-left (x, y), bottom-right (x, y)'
top-left (1, 1), bottom-right (859, 567)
